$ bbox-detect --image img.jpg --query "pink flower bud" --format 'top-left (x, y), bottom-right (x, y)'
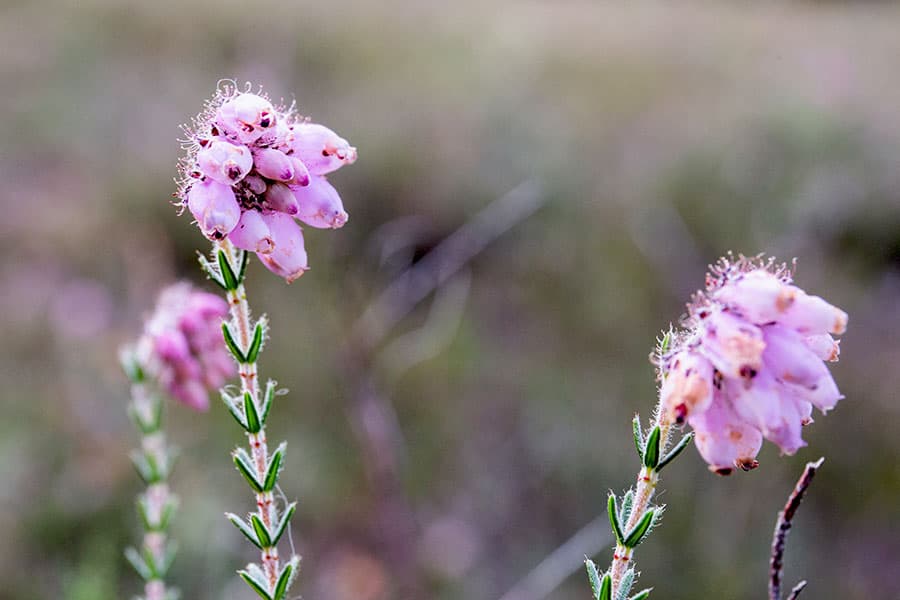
top-left (229, 209), bottom-right (275, 254)
top-left (781, 291), bottom-right (848, 335)
top-left (264, 182), bottom-right (300, 215)
top-left (197, 139), bottom-right (253, 184)
top-left (689, 394), bottom-right (763, 474)
top-left (660, 351), bottom-right (714, 424)
top-left (291, 123), bottom-right (357, 175)
top-left (253, 148), bottom-right (295, 182)
top-left (696, 308), bottom-right (765, 380)
top-left (244, 174), bottom-right (268, 195)
top-left (217, 93), bottom-right (277, 143)
top-left (257, 213), bottom-right (309, 283)
top-left (292, 176), bottom-right (349, 229)
top-left (804, 334), bottom-right (840, 362)
top-left (187, 180), bottom-right (241, 239)
top-left (713, 270), bottom-right (796, 324)
top-left (290, 157), bottom-right (310, 187)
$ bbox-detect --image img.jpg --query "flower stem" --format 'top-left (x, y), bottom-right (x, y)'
top-left (609, 413), bottom-right (672, 596)
top-left (123, 371), bottom-right (179, 600)
top-left (209, 238), bottom-right (299, 599)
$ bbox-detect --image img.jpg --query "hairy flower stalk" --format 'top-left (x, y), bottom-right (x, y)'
top-left (586, 254), bottom-right (848, 600)
top-left (585, 332), bottom-right (688, 600)
top-left (202, 238), bottom-right (300, 599)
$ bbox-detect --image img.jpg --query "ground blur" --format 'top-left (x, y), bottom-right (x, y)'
top-left (2, 1), bottom-right (899, 599)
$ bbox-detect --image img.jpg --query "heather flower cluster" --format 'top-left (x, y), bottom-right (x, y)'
top-left (177, 83), bottom-right (357, 282)
top-left (136, 282), bottom-right (234, 411)
top-left (659, 256), bottom-right (848, 474)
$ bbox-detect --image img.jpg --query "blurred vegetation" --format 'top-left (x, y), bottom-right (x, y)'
top-left (2, 1), bottom-right (899, 599)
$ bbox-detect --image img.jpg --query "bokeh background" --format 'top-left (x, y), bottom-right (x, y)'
top-left (2, 1), bottom-right (899, 599)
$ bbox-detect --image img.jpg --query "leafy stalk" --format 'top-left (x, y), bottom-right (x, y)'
top-left (122, 353), bottom-right (180, 600)
top-left (587, 333), bottom-right (694, 600)
top-left (205, 239), bottom-right (299, 600)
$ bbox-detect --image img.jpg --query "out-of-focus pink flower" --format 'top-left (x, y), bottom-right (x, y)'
top-left (138, 283), bottom-right (234, 411)
top-left (177, 84), bottom-right (356, 280)
top-left (659, 256), bottom-right (847, 474)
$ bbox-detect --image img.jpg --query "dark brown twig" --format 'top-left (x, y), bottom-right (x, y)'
top-left (769, 457), bottom-right (824, 600)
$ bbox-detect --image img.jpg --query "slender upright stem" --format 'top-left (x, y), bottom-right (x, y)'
top-left (217, 239), bottom-right (281, 587)
top-left (124, 375), bottom-right (179, 600)
top-left (208, 239), bottom-right (299, 600)
top-left (608, 413), bottom-right (672, 595)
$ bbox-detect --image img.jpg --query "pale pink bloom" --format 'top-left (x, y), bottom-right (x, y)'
top-left (139, 283), bottom-right (234, 411)
top-left (257, 212), bottom-right (309, 283)
top-left (661, 256), bottom-right (847, 473)
top-left (264, 182), bottom-right (300, 216)
top-left (216, 93), bottom-right (277, 143)
top-left (197, 139), bottom-right (253, 184)
top-left (689, 393), bottom-right (763, 474)
top-left (187, 180), bottom-right (241, 239)
top-left (292, 176), bottom-right (349, 229)
top-left (253, 148), bottom-right (295, 182)
top-left (290, 123), bottom-right (358, 175)
top-left (660, 350), bottom-right (714, 424)
top-left (696, 308), bottom-right (765, 379)
top-left (229, 210), bottom-right (274, 254)
top-left (804, 334), bottom-right (840, 362)
top-left (177, 84), bottom-right (356, 276)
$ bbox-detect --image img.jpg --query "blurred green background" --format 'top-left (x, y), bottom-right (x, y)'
top-left (2, 1), bottom-right (899, 598)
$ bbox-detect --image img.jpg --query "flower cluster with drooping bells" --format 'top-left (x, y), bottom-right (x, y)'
top-left (659, 256), bottom-right (848, 474)
top-left (137, 282), bottom-right (235, 411)
top-left (177, 83), bottom-right (357, 282)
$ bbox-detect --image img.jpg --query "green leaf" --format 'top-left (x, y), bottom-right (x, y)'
top-left (630, 589), bottom-right (652, 600)
top-left (607, 493), bottom-right (625, 544)
top-left (222, 391), bottom-right (248, 430)
top-left (130, 450), bottom-right (161, 484)
top-left (198, 253), bottom-right (227, 290)
top-left (244, 392), bottom-right (261, 434)
top-left (226, 513), bottom-right (262, 549)
top-left (260, 380), bottom-right (277, 424)
top-left (271, 502), bottom-right (296, 546)
top-left (616, 568), bottom-right (635, 600)
top-left (141, 544), bottom-right (160, 579)
top-left (160, 540), bottom-right (178, 576)
top-left (632, 415), bottom-right (644, 461)
top-left (246, 320), bottom-right (265, 364)
top-left (124, 547), bottom-right (152, 581)
top-left (623, 508), bottom-right (656, 548)
top-left (238, 566), bottom-right (273, 600)
top-left (642, 426), bottom-right (661, 469)
top-left (599, 573), bottom-right (612, 600)
top-left (656, 432), bottom-right (694, 472)
top-left (218, 249), bottom-right (239, 291)
top-left (222, 322), bottom-right (246, 363)
top-left (263, 444), bottom-right (286, 492)
top-left (233, 449), bottom-right (263, 493)
top-left (157, 497), bottom-right (177, 531)
top-left (619, 489), bottom-right (634, 526)
top-left (273, 557), bottom-right (300, 600)
top-left (120, 351), bottom-right (145, 383)
top-left (585, 559), bottom-right (602, 600)
top-left (250, 514), bottom-right (272, 548)
top-left (237, 248), bottom-right (250, 283)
